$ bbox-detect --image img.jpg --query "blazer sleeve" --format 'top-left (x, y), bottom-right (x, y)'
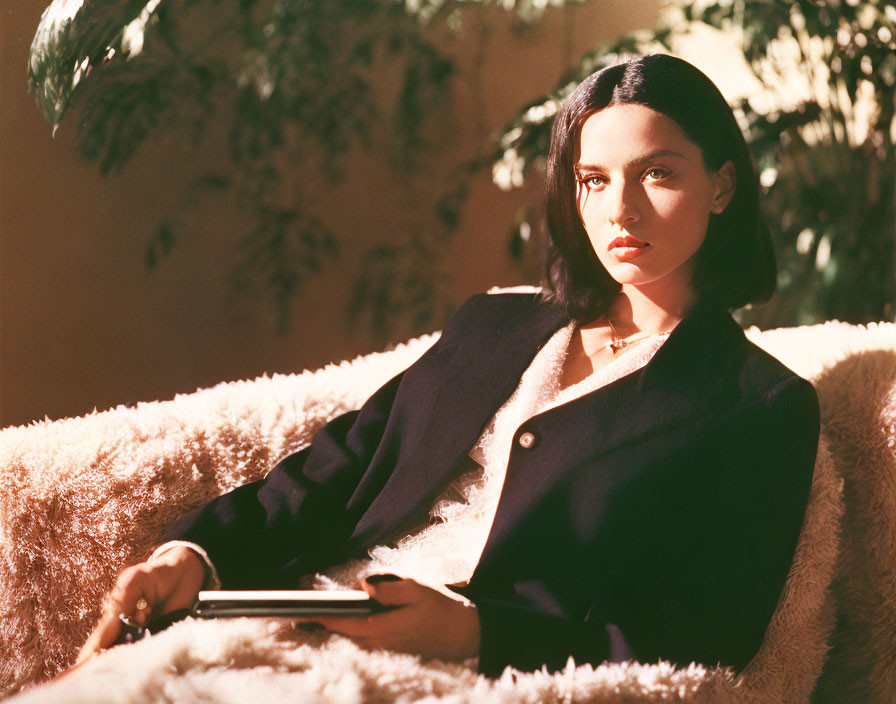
top-left (471, 375), bottom-right (820, 676)
top-left (166, 371), bottom-right (406, 588)
top-left (166, 293), bottom-right (496, 588)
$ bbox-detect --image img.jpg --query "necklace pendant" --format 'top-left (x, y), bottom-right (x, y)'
top-left (609, 339), bottom-right (627, 354)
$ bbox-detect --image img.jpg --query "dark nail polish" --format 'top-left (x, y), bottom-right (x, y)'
top-left (364, 573), bottom-right (401, 584)
top-left (295, 622), bottom-right (326, 633)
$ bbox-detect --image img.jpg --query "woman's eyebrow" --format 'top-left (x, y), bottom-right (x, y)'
top-left (575, 149), bottom-right (686, 173)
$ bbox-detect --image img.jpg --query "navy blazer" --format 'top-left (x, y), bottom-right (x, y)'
top-left (170, 292), bottom-right (819, 676)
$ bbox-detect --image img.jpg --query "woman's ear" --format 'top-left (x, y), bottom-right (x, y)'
top-left (710, 160), bottom-right (736, 214)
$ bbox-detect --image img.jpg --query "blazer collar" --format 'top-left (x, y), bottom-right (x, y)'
top-left (470, 294), bottom-right (742, 403)
top-left (635, 299), bottom-right (743, 394)
top-left (348, 295), bottom-right (567, 547)
top-left (468, 300), bottom-right (746, 581)
top-left (349, 296), bottom-right (742, 549)
top-left (428, 294), bottom-right (570, 435)
top-left (545, 300), bottom-right (745, 459)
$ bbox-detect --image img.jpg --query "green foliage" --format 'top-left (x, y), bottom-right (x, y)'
top-left (348, 233), bottom-right (455, 336)
top-left (494, 1), bottom-right (896, 326)
top-left (703, 0), bottom-right (896, 326)
top-left (33, 0), bottom-right (892, 330)
top-left (29, 0), bottom-right (574, 335)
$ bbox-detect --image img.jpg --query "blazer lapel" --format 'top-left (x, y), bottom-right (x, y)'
top-left (525, 301), bottom-right (743, 470)
top-left (472, 302), bottom-right (745, 571)
top-left (349, 296), bottom-right (569, 546)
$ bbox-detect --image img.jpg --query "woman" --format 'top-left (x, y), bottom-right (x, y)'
top-left (78, 55), bottom-right (819, 676)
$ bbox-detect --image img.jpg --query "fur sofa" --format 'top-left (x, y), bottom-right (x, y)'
top-left (2, 305), bottom-right (895, 703)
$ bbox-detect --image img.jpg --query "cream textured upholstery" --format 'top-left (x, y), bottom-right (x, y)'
top-left (1, 314), bottom-right (894, 703)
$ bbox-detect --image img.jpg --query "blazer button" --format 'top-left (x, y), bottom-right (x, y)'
top-left (518, 431), bottom-right (536, 449)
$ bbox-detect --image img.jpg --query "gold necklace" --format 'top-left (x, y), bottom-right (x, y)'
top-left (605, 318), bottom-right (672, 354)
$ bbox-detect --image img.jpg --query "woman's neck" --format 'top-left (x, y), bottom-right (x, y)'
top-left (608, 286), bottom-right (694, 337)
top-left (563, 285), bottom-right (693, 390)
top-left (582, 284), bottom-right (695, 338)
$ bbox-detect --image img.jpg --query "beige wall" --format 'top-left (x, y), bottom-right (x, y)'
top-left (1, 0), bottom-right (663, 428)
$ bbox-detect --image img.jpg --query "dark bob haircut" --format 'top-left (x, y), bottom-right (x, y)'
top-left (544, 54), bottom-right (775, 320)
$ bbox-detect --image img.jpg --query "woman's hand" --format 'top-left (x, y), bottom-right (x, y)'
top-left (314, 576), bottom-right (480, 661)
top-left (76, 546), bottom-right (205, 664)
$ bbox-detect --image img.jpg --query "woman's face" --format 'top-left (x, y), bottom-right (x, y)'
top-left (575, 103), bottom-right (735, 307)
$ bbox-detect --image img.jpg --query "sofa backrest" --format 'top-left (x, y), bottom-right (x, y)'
top-left (1, 315), bottom-right (894, 703)
top-left (748, 322), bottom-right (896, 704)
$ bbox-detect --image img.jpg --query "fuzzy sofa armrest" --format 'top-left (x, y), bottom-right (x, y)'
top-left (0, 333), bottom-right (436, 694)
top-left (747, 320), bottom-right (896, 704)
top-left (4, 317), bottom-right (895, 703)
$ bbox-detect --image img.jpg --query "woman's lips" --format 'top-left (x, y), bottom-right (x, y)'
top-left (608, 235), bottom-right (649, 261)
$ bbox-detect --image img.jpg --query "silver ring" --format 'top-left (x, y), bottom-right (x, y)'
top-left (119, 613), bottom-right (140, 628)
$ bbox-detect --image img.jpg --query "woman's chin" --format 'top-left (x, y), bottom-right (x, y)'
top-left (602, 265), bottom-right (656, 288)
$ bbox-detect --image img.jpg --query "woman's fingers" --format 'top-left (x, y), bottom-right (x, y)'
top-left (313, 614), bottom-right (381, 637)
top-left (314, 578), bottom-right (420, 639)
top-left (75, 566), bottom-right (153, 664)
top-left (151, 551), bottom-right (206, 615)
top-left (314, 600), bottom-right (414, 637)
top-left (314, 578), bottom-right (480, 660)
top-left (110, 565), bottom-right (156, 623)
top-left (75, 611), bottom-right (121, 664)
top-left (76, 547), bottom-right (206, 665)
top-left (361, 576), bottom-right (424, 605)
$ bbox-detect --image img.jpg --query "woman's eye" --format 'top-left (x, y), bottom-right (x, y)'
top-left (579, 175), bottom-right (607, 189)
top-left (643, 167), bottom-right (668, 181)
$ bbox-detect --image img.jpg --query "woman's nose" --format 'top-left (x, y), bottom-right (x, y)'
top-left (606, 180), bottom-right (640, 229)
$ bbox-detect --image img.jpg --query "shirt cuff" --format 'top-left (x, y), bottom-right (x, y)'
top-left (149, 540), bottom-right (222, 590)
